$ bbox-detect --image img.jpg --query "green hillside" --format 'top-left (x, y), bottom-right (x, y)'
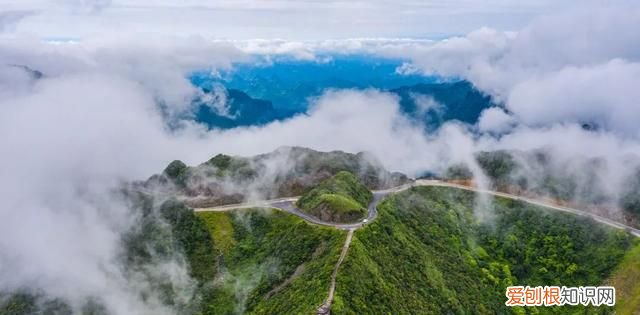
top-left (296, 171), bottom-right (373, 223)
top-left (607, 242), bottom-right (640, 315)
top-left (142, 147), bottom-right (408, 208)
top-left (195, 209), bottom-right (345, 314)
top-left (333, 186), bottom-right (637, 315)
top-left (3, 185), bottom-right (638, 315)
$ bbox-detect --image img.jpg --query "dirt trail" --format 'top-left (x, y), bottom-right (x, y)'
top-left (316, 228), bottom-right (354, 315)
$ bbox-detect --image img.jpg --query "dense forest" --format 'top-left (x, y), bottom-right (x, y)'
top-left (195, 210), bottom-right (344, 314)
top-left (333, 186), bottom-right (638, 315)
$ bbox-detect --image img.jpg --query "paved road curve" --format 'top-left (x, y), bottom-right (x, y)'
top-left (194, 179), bottom-right (640, 313)
top-left (194, 180), bottom-right (640, 237)
top-left (194, 183), bottom-right (413, 230)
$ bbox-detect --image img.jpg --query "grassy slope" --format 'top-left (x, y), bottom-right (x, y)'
top-left (199, 212), bottom-right (236, 257)
top-left (297, 171), bottom-right (373, 223)
top-left (608, 243), bottom-right (640, 314)
top-left (196, 209), bottom-right (345, 315)
top-left (334, 186), bottom-right (637, 315)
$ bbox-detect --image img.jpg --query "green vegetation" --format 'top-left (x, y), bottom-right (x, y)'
top-left (443, 163), bottom-right (473, 180)
top-left (119, 198), bottom-right (217, 313)
top-left (0, 294), bottom-right (74, 315)
top-left (334, 186), bottom-right (636, 315)
top-left (0, 295), bottom-right (34, 315)
top-left (266, 147), bottom-right (408, 190)
top-left (607, 242), bottom-right (640, 314)
top-left (476, 150), bottom-right (518, 188)
top-left (145, 147), bottom-right (409, 207)
top-left (4, 178), bottom-right (639, 315)
top-left (121, 198), bottom-right (349, 315)
top-left (443, 151), bottom-right (522, 188)
top-left (443, 150), bottom-right (624, 215)
top-left (205, 154), bottom-right (257, 180)
top-left (159, 200), bottom-right (218, 283)
top-left (196, 209), bottom-right (345, 314)
top-left (0, 194), bottom-right (215, 315)
top-left (0, 201), bottom-right (345, 315)
top-left (164, 159), bottom-right (190, 187)
top-left (199, 211), bottom-right (237, 257)
top-left (297, 171), bottom-right (373, 223)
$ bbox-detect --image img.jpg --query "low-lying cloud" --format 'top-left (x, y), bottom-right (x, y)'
top-left (396, 6), bottom-right (640, 138)
top-left (1, 3), bottom-right (640, 314)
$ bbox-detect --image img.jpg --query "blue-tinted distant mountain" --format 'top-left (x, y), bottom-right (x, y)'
top-left (193, 81), bottom-right (494, 130)
top-left (191, 55), bottom-right (434, 110)
top-left (391, 80), bottom-right (494, 130)
top-left (194, 88), bottom-right (298, 129)
top-left (191, 55), bottom-right (495, 130)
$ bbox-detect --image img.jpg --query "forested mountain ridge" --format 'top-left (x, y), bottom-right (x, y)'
top-left (139, 146), bottom-right (408, 208)
top-left (3, 149), bottom-right (639, 315)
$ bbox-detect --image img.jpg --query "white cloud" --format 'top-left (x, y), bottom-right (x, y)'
top-left (508, 59), bottom-right (640, 137)
top-left (0, 36), bottom-right (246, 313)
top-left (0, 73), bottom-right (193, 314)
top-left (0, 35), bottom-right (245, 116)
top-left (477, 107), bottom-right (515, 133)
top-left (2, 0), bottom-right (588, 40)
top-left (400, 5), bottom-right (640, 137)
top-left (224, 38), bottom-right (436, 60)
top-left (0, 62), bottom-right (469, 312)
top-left (411, 93), bottom-right (443, 117)
top-left (478, 124), bottom-right (640, 201)
top-left (1, 47), bottom-right (640, 312)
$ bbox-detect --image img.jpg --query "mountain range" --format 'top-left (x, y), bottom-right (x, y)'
top-left (4, 147), bottom-right (638, 314)
top-left (190, 56), bottom-right (495, 130)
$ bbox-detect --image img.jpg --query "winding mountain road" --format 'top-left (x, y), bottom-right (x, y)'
top-left (414, 180), bottom-right (640, 238)
top-left (194, 182), bottom-right (413, 229)
top-left (194, 180), bottom-right (640, 237)
top-left (193, 179), bottom-right (640, 314)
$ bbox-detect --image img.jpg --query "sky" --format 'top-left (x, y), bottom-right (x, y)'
top-left (2, 1), bottom-right (640, 314)
top-left (0, 0), bottom-right (600, 39)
